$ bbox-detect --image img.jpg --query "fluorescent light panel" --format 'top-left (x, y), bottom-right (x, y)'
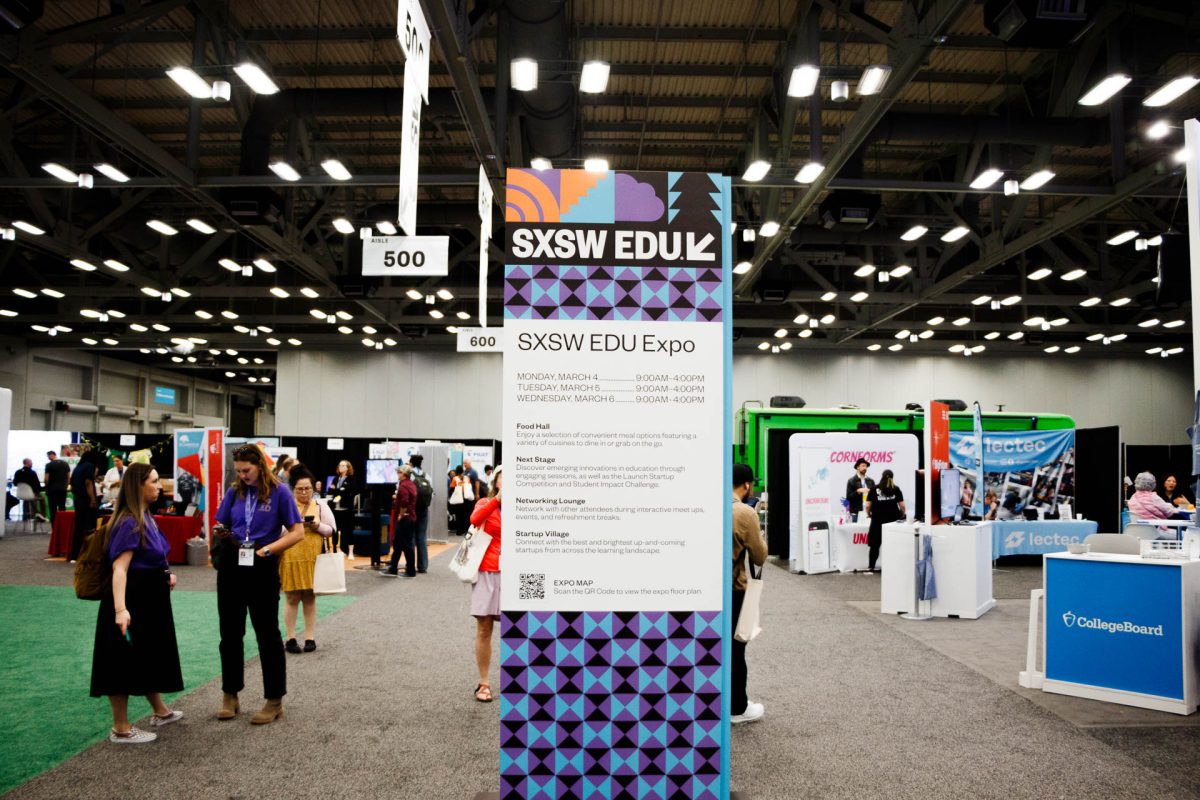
top-left (1078, 73), bottom-right (1131, 106)
top-left (579, 61), bottom-right (610, 93)
top-left (12, 221), bottom-right (44, 235)
top-left (1143, 75), bottom-right (1199, 107)
top-left (186, 218), bottom-right (215, 234)
top-left (233, 62), bottom-right (280, 95)
top-left (41, 162), bottom-right (77, 183)
top-left (1028, 267), bottom-right (1052, 280)
top-left (530, 157), bottom-right (552, 171)
top-left (166, 67), bottom-right (211, 98)
top-left (787, 64), bottom-right (820, 98)
top-left (511, 58), bottom-right (538, 92)
top-left (269, 161), bottom-right (301, 181)
top-left (969, 168), bottom-right (1003, 189)
top-left (742, 160), bottom-right (770, 182)
top-left (857, 65), bottom-right (891, 95)
top-left (321, 159), bottom-right (352, 181)
top-left (940, 226), bottom-right (969, 242)
top-left (759, 221), bottom-right (780, 237)
top-left (332, 218), bottom-right (355, 234)
top-left (1020, 170), bottom-right (1054, 191)
top-left (794, 162), bottom-right (824, 184)
top-left (93, 163), bottom-right (129, 182)
top-left (146, 219), bottom-right (178, 236)
top-left (900, 225), bottom-right (926, 241)
top-left (584, 158), bottom-right (608, 173)
top-left (1106, 230), bottom-right (1139, 245)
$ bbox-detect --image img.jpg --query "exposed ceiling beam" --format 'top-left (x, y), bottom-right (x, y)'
top-left (734, 0), bottom-right (973, 296)
top-left (837, 158), bottom-right (1180, 342)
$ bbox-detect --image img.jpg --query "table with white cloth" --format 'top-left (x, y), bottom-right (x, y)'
top-left (832, 523), bottom-right (871, 573)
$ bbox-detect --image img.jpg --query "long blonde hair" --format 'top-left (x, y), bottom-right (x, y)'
top-left (108, 462), bottom-right (156, 546)
top-left (231, 444), bottom-right (281, 503)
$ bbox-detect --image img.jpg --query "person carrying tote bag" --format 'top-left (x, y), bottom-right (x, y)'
top-left (731, 463), bottom-right (768, 725)
top-left (467, 466), bottom-right (502, 703)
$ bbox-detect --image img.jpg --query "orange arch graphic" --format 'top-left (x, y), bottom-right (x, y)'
top-left (506, 170), bottom-right (561, 222)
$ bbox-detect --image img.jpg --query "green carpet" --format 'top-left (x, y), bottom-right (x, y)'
top-left (0, 585), bottom-right (355, 796)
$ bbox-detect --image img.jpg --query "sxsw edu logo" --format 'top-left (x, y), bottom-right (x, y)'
top-left (1061, 611), bottom-right (1164, 637)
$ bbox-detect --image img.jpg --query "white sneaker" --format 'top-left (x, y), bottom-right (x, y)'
top-left (109, 726), bottom-right (157, 744)
top-left (731, 701), bottom-right (764, 725)
top-left (149, 710), bottom-right (183, 727)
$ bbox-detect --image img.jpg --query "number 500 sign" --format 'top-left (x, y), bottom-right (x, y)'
top-left (362, 235), bottom-right (448, 277)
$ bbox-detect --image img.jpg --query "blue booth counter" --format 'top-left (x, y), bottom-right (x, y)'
top-left (990, 519), bottom-right (1098, 559)
top-left (1043, 552), bottom-right (1200, 715)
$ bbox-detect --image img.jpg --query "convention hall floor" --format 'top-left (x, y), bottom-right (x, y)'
top-left (0, 529), bottom-right (1197, 799)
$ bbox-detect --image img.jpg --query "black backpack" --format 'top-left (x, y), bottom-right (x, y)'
top-left (412, 471), bottom-right (433, 510)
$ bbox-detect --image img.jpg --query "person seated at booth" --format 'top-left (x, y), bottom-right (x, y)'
top-left (1127, 472), bottom-right (1189, 521)
top-left (1157, 473), bottom-right (1194, 509)
top-left (982, 490), bottom-right (999, 521)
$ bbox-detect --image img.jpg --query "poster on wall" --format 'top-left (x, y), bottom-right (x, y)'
top-left (949, 429), bottom-right (1075, 518)
top-left (501, 167), bottom-right (731, 798)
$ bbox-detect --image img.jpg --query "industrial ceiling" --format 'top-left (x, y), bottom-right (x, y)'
top-left (0, 0), bottom-right (1197, 383)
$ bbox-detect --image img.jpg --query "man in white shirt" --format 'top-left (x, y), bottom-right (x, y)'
top-left (102, 454), bottom-right (126, 505)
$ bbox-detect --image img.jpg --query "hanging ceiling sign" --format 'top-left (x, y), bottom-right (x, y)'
top-left (396, 0), bottom-right (430, 236)
top-left (362, 235), bottom-right (449, 277)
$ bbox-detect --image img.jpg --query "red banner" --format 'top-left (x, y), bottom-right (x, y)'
top-left (928, 401), bottom-right (950, 522)
top-left (204, 428), bottom-right (224, 540)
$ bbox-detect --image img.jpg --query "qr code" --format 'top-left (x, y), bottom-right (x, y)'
top-left (519, 573), bottom-right (545, 600)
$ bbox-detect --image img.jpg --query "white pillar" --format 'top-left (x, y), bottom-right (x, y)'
top-left (1185, 119), bottom-right (1200, 393)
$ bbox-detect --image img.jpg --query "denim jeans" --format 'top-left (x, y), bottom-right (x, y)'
top-left (415, 511), bottom-right (429, 571)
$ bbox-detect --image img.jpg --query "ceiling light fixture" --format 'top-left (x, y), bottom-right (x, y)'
top-left (456, 311), bottom-right (471, 320)
top-left (269, 287), bottom-right (289, 299)
top-left (742, 160), bottom-right (770, 182)
top-left (1079, 297), bottom-right (1101, 307)
top-left (69, 258), bottom-right (97, 272)
top-left (971, 295), bottom-right (991, 306)
top-left (900, 225), bottom-right (927, 241)
top-left (793, 162), bottom-right (824, 184)
top-left (854, 264), bottom-right (876, 277)
top-left (12, 288), bottom-right (35, 298)
top-left (583, 158), bottom-right (608, 173)
top-left (363, 325), bottom-right (377, 335)
top-left (511, 58), bottom-right (538, 91)
top-left (1028, 267), bottom-right (1053, 280)
top-left (41, 162), bottom-right (77, 183)
top-left (1003, 180), bottom-right (1019, 197)
top-left (147, 219), bottom-right (178, 236)
top-left (233, 61), bottom-right (280, 95)
top-left (300, 287), bottom-right (319, 299)
top-left (1174, 146), bottom-right (1190, 164)
top-left (952, 316), bottom-right (969, 326)
top-left (269, 161), bottom-right (301, 181)
top-left (321, 159), bottom-right (352, 181)
top-left (436, 288), bottom-right (454, 301)
top-left (1106, 230), bottom-right (1139, 246)
top-left (12, 220), bottom-right (44, 236)
top-left (850, 291), bottom-right (869, 302)
top-left (530, 157), bottom-right (552, 171)
top-left (165, 66), bottom-right (211, 98)
top-left (759, 221), bottom-right (780, 237)
top-left (821, 291), bottom-right (837, 302)
top-left (93, 163), bottom-right (129, 182)
top-left (890, 265), bottom-right (912, 278)
top-left (1143, 75), bottom-right (1199, 107)
top-left (888, 343), bottom-right (903, 352)
top-left (984, 331), bottom-right (1001, 340)
top-left (857, 64), bottom-right (892, 95)
top-left (252, 258), bottom-right (275, 273)
top-left (919, 330), bottom-right (934, 339)
top-left (1000, 295), bottom-right (1022, 306)
top-left (1163, 319), bottom-right (1185, 328)
top-left (820, 314), bottom-right (835, 325)
top-left (41, 288), bottom-right (64, 298)
top-left (218, 258), bottom-right (241, 272)
top-left (867, 344), bottom-right (882, 351)
top-left (1020, 170), bottom-right (1055, 191)
top-left (940, 226), bottom-right (969, 242)
top-left (221, 309), bottom-right (238, 319)
top-left (969, 168), bottom-right (1003, 189)
top-left (927, 316), bottom-right (945, 325)
top-left (429, 309), bottom-right (445, 319)
top-left (1060, 268), bottom-right (1087, 281)
top-left (1078, 73), bottom-right (1131, 106)
top-left (1146, 120), bottom-right (1171, 140)
top-left (288, 338), bottom-right (302, 346)
top-left (733, 261), bottom-right (752, 275)
top-left (332, 217), bottom-right (355, 234)
top-left (170, 287), bottom-right (191, 298)
top-left (376, 221), bottom-right (397, 236)
top-left (831, 80), bottom-right (849, 102)
top-left (1138, 318), bottom-right (1161, 328)
top-left (787, 64), bottom-right (820, 98)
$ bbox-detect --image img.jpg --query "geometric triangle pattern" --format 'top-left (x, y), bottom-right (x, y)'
top-left (500, 610), bottom-right (723, 799)
top-left (505, 264), bottom-right (725, 323)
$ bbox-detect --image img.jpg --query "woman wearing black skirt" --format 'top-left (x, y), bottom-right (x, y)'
top-left (90, 463), bottom-right (184, 744)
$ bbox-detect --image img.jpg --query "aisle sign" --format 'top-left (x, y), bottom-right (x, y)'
top-left (396, 0), bottom-right (430, 235)
top-left (361, 235), bottom-right (448, 277)
top-left (455, 327), bottom-right (503, 352)
top-left (501, 168), bottom-right (732, 798)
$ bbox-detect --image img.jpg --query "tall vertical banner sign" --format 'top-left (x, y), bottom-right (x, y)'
top-left (174, 428), bottom-right (224, 538)
top-left (503, 168), bottom-right (732, 799)
top-left (970, 402), bottom-right (985, 517)
top-left (927, 402), bottom-right (950, 523)
top-left (396, 0), bottom-right (430, 235)
top-left (479, 165), bottom-right (495, 326)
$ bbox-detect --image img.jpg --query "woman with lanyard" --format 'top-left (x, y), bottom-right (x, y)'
top-left (90, 463), bottom-right (184, 744)
top-left (212, 445), bottom-right (304, 724)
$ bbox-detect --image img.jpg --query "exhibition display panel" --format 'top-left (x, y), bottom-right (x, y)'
top-left (880, 521), bottom-right (995, 619)
top-left (990, 519), bottom-right (1098, 559)
top-left (1043, 552), bottom-right (1200, 715)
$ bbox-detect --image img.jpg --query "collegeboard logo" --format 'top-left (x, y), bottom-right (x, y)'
top-left (1061, 611), bottom-right (1164, 637)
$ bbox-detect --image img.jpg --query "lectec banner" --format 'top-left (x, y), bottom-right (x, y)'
top-left (361, 235), bottom-right (448, 277)
top-left (502, 168), bottom-right (732, 799)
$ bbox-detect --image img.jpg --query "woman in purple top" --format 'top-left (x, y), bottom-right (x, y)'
top-left (90, 463), bottom-right (184, 745)
top-left (212, 445), bottom-right (304, 724)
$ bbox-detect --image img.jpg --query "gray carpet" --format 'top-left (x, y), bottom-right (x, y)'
top-left (1, 532), bottom-right (1197, 798)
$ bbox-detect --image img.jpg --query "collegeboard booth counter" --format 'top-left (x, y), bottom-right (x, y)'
top-left (731, 406), bottom-right (1077, 559)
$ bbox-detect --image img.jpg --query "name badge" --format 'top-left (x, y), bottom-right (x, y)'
top-left (238, 545), bottom-right (255, 567)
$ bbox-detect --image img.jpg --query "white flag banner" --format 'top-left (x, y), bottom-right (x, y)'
top-left (396, 0), bottom-right (430, 235)
top-left (479, 223), bottom-right (489, 327)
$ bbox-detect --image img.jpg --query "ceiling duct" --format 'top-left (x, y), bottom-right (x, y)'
top-left (506, 0), bottom-right (576, 163)
top-left (984, 0), bottom-right (1091, 46)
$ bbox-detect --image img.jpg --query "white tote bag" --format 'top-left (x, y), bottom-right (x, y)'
top-left (448, 526), bottom-right (493, 584)
top-left (449, 480), bottom-right (465, 504)
top-left (313, 539), bottom-right (347, 595)
top-left (462, 475), bottom-right (476, 502)
top-left (734, 550), bottom-right (764, 643)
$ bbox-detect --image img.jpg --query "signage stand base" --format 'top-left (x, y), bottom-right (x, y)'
top-left (475, 795), bottom-right (753, 799)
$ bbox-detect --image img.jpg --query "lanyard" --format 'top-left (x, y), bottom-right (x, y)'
top-left (243, 494), bottom-right (258, 543)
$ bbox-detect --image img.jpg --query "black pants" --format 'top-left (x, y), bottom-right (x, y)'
top-left (46, 489), bottom-right (67, 525)
top-left (217, 552), bottom-right (286, 699)
top-left (69, 493), bottom-right (98, 561)
top-left (387, 517), bottom-right (417, 576)
top-left (731, 590), bottom-right (748, 716)
top-left (333, 509), bottom-right (354, 554)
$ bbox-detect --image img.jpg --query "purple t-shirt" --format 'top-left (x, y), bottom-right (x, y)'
top-left (215, 483), bottom-right (303, 547)
top-left (107, 513), bottom-right (170, 571)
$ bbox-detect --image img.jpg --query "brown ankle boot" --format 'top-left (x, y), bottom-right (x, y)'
top-left (250, 699), bottom-right (284, 725)
top-left (216, 693), bottom-right (239, 720)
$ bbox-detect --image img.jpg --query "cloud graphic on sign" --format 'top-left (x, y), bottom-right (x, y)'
top-left (1062, 612), bottom-right (1076, 628)
top-left (614, 174), bottom-right (665, 222)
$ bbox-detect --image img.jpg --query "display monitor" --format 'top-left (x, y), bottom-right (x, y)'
top-left (939, 468), bottom-right (962, 521)
top-left (365, 459), bottom-right (397, 485)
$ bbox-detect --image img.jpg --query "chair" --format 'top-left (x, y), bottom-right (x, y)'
top-left (1083, 533), bottom-right (1140, 555)
top-left (14, 484), bottom-right (38, 533)
top-left (1123, 523), bottom-right (1159, 541)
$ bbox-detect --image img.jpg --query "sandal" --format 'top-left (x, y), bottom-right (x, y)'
top-left (474, 683), bottom-right (493, 702)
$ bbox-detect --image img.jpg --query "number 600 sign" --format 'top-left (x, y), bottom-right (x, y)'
top-left (362, 235), bottom-right (448, 277)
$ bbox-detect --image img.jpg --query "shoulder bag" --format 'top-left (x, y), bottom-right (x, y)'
top-left (733, 549), bottom-right (764, 643)
top-left (313, 536), bottom-right (347, 595)
top-left (448, 525), bottom-right (493, 584)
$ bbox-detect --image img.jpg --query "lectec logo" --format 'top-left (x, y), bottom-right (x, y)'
top-left (1061, 610), bottom-right (1163, 636)
top-left (1006, 530), bottom-right (1026, 550)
